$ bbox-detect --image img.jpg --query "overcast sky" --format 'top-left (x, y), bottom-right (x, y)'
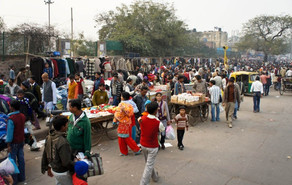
top-left (1, 0), bottom-right (292, 40)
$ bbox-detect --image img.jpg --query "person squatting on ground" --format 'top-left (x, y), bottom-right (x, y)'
top-left (41, 115), bottom-right (75, 185)
top-left (113, 96), bottom-right (141, 156)
top-left (139, 102), bottom-right (165, 185)
top-left (6, 100), bottom-right (26, 184)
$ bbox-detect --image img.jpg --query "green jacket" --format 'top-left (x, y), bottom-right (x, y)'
top-left (67, 112), bottom-right (91, 157)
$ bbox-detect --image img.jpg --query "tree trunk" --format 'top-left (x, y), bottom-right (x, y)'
top-left (264, 52), bottom-right (268, 62)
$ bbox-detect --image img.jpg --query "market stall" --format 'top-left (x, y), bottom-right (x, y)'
top-left (62, 104), bottom-right (117, 146)
top-left (170, 93), bottom-right (210, 126)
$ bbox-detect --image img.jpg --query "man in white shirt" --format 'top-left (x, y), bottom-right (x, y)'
top-left (286, 68), bottom-right (292, 77)
top-left (250, 76), bottom-right (264, 113)
top-left (209, 80), bottom-right (221, 121)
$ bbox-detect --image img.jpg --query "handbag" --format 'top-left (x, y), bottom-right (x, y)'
top-left (84, 153), bottom-right (104, 177)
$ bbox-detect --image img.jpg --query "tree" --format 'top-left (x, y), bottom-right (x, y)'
top-left (237, 15), bottom-right (292, 61)
top-left (95, 0), bottom-right (188, 57)
top-left (0, 17), bottom-right (5, 32)
top-left (7, 23), bottom-right (59, 55)
top-left (72, 33), bottom-right (96, 56)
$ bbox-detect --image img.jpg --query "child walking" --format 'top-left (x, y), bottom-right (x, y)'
top-left (139, 102), bottom-right (165, 185)
top-left (173, 106), bottom-right (188, 150)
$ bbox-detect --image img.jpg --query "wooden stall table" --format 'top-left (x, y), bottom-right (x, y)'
top-left (170, 100), bottom-right (210, 126)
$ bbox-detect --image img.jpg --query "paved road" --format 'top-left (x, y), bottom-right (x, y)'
top-left (19, 90), bottom-right (292, 185)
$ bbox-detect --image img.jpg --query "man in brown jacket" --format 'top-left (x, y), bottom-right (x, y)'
top-left (223, 78), bottom-right (240, 128)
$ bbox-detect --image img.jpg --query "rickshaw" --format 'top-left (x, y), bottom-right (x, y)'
top-left (279, 77), bottom-right (292, 95)
top-left (230, 71), bottom-right (259, 95)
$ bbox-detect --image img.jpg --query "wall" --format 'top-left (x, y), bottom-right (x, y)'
top-left (0, 55), bottom-right (32, 80)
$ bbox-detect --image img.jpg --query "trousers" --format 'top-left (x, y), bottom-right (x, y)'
top-left (51, 170), bottom-right (72, 185)
top-left (177, 129), bottom-right (185, 147)
top-left (225, 102), bottom-right (235, 124)
top-left (10, 142), bottom-right (25, 184)
top-left (140, 147), bottom-right (159, 185)
top-left (118, 137), bottom-right (140, 155)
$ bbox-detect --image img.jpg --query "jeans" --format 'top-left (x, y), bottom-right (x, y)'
top-left (51, 170), bottom-right (72, 185)
top-left (112, 95), bottom-right (120, 106)
top-left (264, 84), bottom-right (270, 96)
top-left (211, 103), bottom-right (220, 121)
top-left (253, 92), bottom-right (261, 112)
top-left (10, 142), bottom-right (25, 184)
top-left (177, 129), bottom-right (185, 147)
top-left (160, 120), bottom-right (167, 145)
top-left (233, 101), bottom-right (238, 117)
top-left (140, 147), bottom-right (159, 185)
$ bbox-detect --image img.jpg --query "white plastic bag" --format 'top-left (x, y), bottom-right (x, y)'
top-left (0, 156), bottom-right (19, 175)
top-left (166, 125), bottom-right (175, 140)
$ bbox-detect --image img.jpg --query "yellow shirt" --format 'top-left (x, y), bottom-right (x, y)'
top-left (68, 81), bottom-right (77, 99)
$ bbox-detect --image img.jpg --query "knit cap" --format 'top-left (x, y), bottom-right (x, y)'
top-left (75, 161), bottom-right (89, 176)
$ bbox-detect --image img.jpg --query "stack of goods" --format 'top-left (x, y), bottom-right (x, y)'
top-left (170, 93), bottom-right (206, 105)
top-left (82, 104), bottom-right (117, 119)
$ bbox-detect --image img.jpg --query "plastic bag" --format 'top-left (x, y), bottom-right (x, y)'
top-left (166, 125), bottom-right (175, 140)
top-left (0, 156), bottom-right (19, 175)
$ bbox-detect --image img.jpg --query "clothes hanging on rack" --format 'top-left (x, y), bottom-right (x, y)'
top-left (30, 57), bottom-right (46, 85)
top-left (86, 59), bottom-right (95, 79)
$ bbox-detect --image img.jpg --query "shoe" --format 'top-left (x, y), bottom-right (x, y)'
top-left (228, 124), bottom-right (232, 128)
top-left (120, 153), bottom-right (128, 156)
top-left (135, 149), bottom-right (142, 155)
top-left (211, 120), bottom-right (216, 122)
top-left (30, 147), bottom-right (40, 151)
top-left (152, 172), bottom-right (159, 182)
top-left (253, 111), bottom-right (257, 113)
top-left (233, 116), bottom-right (237, 119)
top-left (216, 119), bottom-right (220, 122)
top-left (161, 144), bottom-right (165, 150)
top-left (179, 146), bottom-right (184, 150)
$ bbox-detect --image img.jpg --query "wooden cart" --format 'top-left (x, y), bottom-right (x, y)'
top-left (90, 114), bottom-right (118, 146)
top-left (170, 101), bottom-right (210, 126)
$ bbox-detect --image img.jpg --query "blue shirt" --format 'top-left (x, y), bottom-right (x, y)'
top-left (9, 69), bottom-right (15, 80)
top-left (5, 111), bottom-right (20, 143)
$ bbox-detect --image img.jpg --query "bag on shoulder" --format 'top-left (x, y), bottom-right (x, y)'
top-left (84, 153), bottom-right (104, 177)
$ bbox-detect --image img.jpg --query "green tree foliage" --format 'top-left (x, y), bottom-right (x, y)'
top-left (7, 23), bottom-right (59, 55)
top-left (237, 15), bottom-right (292, 61)
top-left (95, 0), bottom-right (188, 57)
top-left (72, 33), bottom-right (96, 56)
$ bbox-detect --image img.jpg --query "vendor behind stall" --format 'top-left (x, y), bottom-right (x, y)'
top-left (92, 84), bottom-right (109, 106)
top-left (174, 75), bottom-right (186, 95)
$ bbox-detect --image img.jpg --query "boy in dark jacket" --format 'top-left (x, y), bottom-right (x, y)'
top-left (41, 115), bottom-right (75, 184)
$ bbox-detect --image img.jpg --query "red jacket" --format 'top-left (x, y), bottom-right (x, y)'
top-left (140, 115), bottom-right (160, 148)
top-left (72, 173), bottom-right (87, 185)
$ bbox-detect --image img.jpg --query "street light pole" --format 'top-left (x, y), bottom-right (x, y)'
top-left (44, 0), bottom-right (54, 51)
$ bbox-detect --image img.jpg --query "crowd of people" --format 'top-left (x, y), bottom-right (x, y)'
top-left (0, 56), bottom-right (291, 185)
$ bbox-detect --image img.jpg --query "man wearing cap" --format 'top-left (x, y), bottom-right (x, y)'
top-left (222, 78), bottom-right (240, 128)
top-left (41, 73), bottom-right (57, 114)
top-left (25, 65), bottom-right (32, 80)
